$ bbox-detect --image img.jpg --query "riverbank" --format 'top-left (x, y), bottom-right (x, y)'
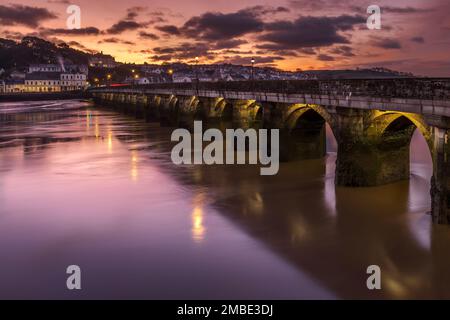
top-left (0, 91), bottom-right (90, 102)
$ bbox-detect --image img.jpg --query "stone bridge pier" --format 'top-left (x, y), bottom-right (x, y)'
top-left (333, 108), bottom-right (427, 186)
top-left (429, 122), bottom-right (450, 224)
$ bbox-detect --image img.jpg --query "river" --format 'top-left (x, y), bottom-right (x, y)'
top-left (0, 99), bottom-right (449, 299)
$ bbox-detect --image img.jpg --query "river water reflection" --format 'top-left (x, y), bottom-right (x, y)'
top-left (0, 100), bottom-right (449, 299)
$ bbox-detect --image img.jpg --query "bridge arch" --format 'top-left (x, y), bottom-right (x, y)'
top-left (213, 97), bottom-right (233, 120)
top-left (368, 111), bottom-right (434, 180)
top-left (281, 104), bottom-right (336, 161)
top-left (191, 96), bottom-right (209, 121)
top-left (285, 104), bottom-right (335, 134)
top-left (367, 111), bottom-right (432, 149)
top-left (336, 110), bottom-right (434, 187)
top-left (247, 100), bottom-right (263, 123)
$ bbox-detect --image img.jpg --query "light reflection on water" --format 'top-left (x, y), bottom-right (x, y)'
top-left (0, 100), bottom-right (449, 299)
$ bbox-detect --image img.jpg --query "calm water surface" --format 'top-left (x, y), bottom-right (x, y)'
top-left (1, 100), bottom-right (450, 299)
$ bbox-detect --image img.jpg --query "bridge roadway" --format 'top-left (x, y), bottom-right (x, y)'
top-left (90, 78), bottom-right (450, 224)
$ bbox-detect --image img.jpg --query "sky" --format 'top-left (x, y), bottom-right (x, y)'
top-left (0, 0), bottom-right (449, 76)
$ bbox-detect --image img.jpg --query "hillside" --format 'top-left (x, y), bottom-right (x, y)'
top-left (0, 37), bottom-right (91, 72)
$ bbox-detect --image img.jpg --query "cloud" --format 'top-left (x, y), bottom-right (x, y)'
top-left (382, 6), bottom-right (433, 14)
top-left (239, 5), bottom-right (290, 15)
top-left (0, 4), bottom-right (57, 28)
top-left (329, 45), bottom-right (355, 57)
top-left (317, 54), bottom-right (335, 61)
top-left (410, 36), bottom-right (425, 44)
top-left (370, 38), bottom-right (402, 49)
top-left (258, 15), bottom-right (365, 50)
top-left (126, 6), bottom-right (148, 20)
top-left (40, 27), bottom-right (101, 36)
top-left (98, 37), bottom-right (136, 45)
top-left (213, 39), bottom-right (247, 50)
top-left (139, 32), bottom-right (160, 40)
top-left (151, 42), bottom-right (214, 61)
top-left (155, 25), bottom-right (180, 36)
top-left (106, 20), bottom-right (145, 34)
top-left (288, 0), bottom-right (329, 11)
top-left (179, 7), bottom-right (271, 41)
top-left (66, 40), bottom-right (89, 50)
top-left (47, 0), bottom-right (70, 4)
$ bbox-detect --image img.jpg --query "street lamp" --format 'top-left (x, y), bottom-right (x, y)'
top-left (194, 57), bottom-right (199, 92)
top-left (250, 58), bottom-right (255, 91)
top-left (251, 58), bottom-right (255, 81)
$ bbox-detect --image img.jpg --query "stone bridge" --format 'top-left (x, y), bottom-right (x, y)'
top-left (89, 78), bottom-right (450, 224)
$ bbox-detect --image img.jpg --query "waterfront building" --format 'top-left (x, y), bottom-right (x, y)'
top-left (59, 73), bottom-right (87, 91)
top-left (4, 79), bottom-right (25, 93)
top-left (23, 72), bottom-right (88, 92)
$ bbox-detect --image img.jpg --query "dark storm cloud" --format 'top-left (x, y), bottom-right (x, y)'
top-left (0, 4), bottom-right (57, 28)
top-left (155, 25), bottom-right (181, 36)
top-left (178, 5), bottom-right (287, 41)
top-left (139, 32), bottom-right (160, 40)
top-left (255, 44), bottom-right (303, 57)
top-left (40, 27), bottom-right (101, 36)
top-left (258, 15), bottom-right (365, 49)
top-left (371, 38), bottom-right (402, 49)
top-left (106, 20), bottom-right (145, 34)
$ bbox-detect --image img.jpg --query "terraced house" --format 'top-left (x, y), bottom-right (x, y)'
top-left (23, 72), bottom-right (87, 92)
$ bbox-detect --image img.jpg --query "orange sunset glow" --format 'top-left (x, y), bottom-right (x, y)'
top-left (1, 0), bottom-right (450, 75)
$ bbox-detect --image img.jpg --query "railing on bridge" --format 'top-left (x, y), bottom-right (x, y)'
top-left (91, 78), bottom-right (450, 100)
